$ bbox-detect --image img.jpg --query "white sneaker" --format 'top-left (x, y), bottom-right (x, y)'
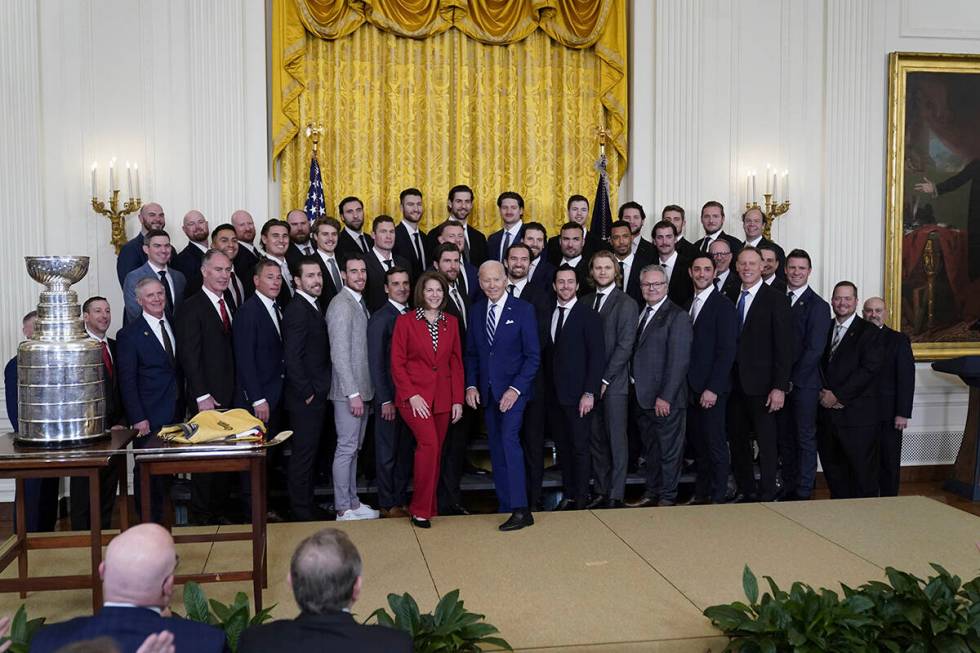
top-left (336, 510), bottom-right (360, 521)
top-left (351, 503), bottom-right (380, 519)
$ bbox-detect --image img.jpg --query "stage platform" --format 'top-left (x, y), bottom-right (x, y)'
top-left (2, 496), bottom-right (978, 651)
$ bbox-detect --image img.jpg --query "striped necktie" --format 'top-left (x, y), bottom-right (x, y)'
top-left (487, 302), bottom-right (497, 347)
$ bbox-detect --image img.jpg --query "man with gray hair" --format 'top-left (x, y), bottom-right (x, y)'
top-left (239, 528), bottom-right (411, 652)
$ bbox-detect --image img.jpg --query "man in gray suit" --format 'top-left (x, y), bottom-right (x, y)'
top-left (327, 252), bottom-right (379, 521)
top-left (122, 229), bottom-right (186, 323)
top-left (626, 264), bottom-right (693, 507)
top-left (583, 251), bottom-right (637, 509)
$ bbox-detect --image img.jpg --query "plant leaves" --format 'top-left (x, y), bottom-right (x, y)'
top-left (743, 565), bottom-right (759, 605)
top-left (183, 582), bottom-right (212, 624)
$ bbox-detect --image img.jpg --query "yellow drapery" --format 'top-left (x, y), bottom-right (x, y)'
top-left (272, 0), bottom-right (627, 235)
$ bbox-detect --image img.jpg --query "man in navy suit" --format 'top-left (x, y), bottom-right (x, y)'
top-left (425, 184), bottom-right (488, 266)
top-left (862, 296), bottom-right (915, 497)
top-left (231, 209), bottom-right (260, 297)
top-left (465, 261), bottom-right (540, 531)
top-left (436, 221), bottom-right (479, 301)
top-left (522, 222), bottom-right (556, 290)
top-left (652, 220), bottom-right (694, 307)
top-left (172, 210), bottom-right (210, 298)
top-left (685, 254), bottom-right (737, 504)
top-left (309, 216), bottom-right (344, 306)
top-left (487, 191), bottom-right (526, 263)
top-left (117, 277), bottom-right (184, 522)
top-left (693, 201), bottom-right (743, 258)
top-left (709, 239), bottom-right (741, 303)
top-left (609, 219), bottom-right (653, 306)
top-left (335, 196), bottom-right (374, 263)
top-left (261, 219), bottom-right (295, 308)
top-left (116, 202), bottom-right (166, 287)
top-left (544, 195), bottom-right (605, 265)
top-left (285, 209), bottom-right (316, 271)
top-left (32, 523), bottom-right (227, 653)
top-left (662, 204), bottom-right (699, 260)
top-left (364, 215), bottom-right (412, 312)
top-left (211, 223), bottom-right (249, 310)
top-left (555, 222), bottom-right (592, 295)
top-left (542, 266), bottom-right (605, 510)
top-left (393, 188), bottom-right (428, 278)
top-left (619, 202), bottom-right (656, 260)
top-left (777, 249), bottom-right (832, 500)
top-left (122, 229), bottom-right (187, 324)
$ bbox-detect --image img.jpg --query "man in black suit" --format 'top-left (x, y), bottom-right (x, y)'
top-left (260, 218), bottom-right (294, 307)
top-left (175, 250), bottom-right (239, 524)
top-left (662, 204), bottom-right (699, 260)
top-left (542, 266), bottom-right (605, 509)
top-left (556, 222), bottom-right (591, 295)
top-left (862, 296), bottom-right (914, 497)
top-left (285, 209), bottom-right (316, 269)
top-left (239, 528), bottom-right (411, 653)
top-left (727, 247), bottom-right (793, 502)
top-left (742, 207), bottom-right (786, 279)
top-left (211, 223), bottom-right (249, 310)
top-left (685, 255), bottom-right (737, 504)
top-left (652, 219), bottom-right (694, 307)
top-left (232, 209), bottom-right (260, 296)
top-left (522, 221), bottom-right (556, 289)
top-left (545, 195), bottom-right (605, 265)
top-left (818, 282), bottom-right (884, 499)
top-left (335, 196), bottom-right (374, 263)
top-left (619, 202), bottom-right (655, 260)
top-left (116, 202), bottom-right (165, 287)
top-left (434, 221), bottom-right (479, 301)
top-left (70, 297), bottom-right (125, 530)
top-left (506, 242), bottom-right (550, 306)
top-left (282, 256), bottom-right (332, 520)
top-left (709, 239), bottom-right (740, 303)
top-left (434, 184), bottom-right (488, 266)
top-left (367, 267), bottom-right (414, 518)
top-left (487, 191), bottom-right (526, 262)
top-left (609, 219), bottom-right (652, 306)
top-left (310, 216), bottom-right (344, 306)
top-left (758, 243), bottom-right (787, 294)
top-left (364, 215), bottom-right (412, 312)
top-left (693, 201), bottom-right (743, 258)
top-left (394, 188), bottom-right (428, 278)
top-left (172, 209), bottom-right (211, 298)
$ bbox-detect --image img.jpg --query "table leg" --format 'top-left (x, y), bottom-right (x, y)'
top-left (89, 469), bottom-right (103, 612)
top-left (116, 455), bottom-right (130, 530)
top-left (14, 478), bottom-right (27, 599)
top-left (250, 457), bottom-right (264, 611)
top-left (140, 463), bottom-right (152, 524)
top-left (260, 457), bottom-right (268, 589)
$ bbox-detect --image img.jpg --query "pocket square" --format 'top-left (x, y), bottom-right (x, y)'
top-left (505, 319), bottom-right (515, 325)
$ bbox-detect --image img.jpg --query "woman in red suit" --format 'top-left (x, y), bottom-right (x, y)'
top-left (391, 271), bottom-right (464, 527)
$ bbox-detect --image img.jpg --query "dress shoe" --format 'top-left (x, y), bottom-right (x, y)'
top-left (680, 495), bottom-right (710, 506)
top-left (410, 515), bottom-right (431, 528)
top-left (625, 496), bottom-right (659, 508)
top-left (724, 493), bottom-right (757, 504)
top-left (443, 504), bottom-right (470, 516)
top-left (586, 494), bottom-right (609, 510)
top-left (554, 498), bottom-right (578, 511)
top-left (498, 509), bottom-right (534, 531)
top-left (381, 506), bottom-right (409, 518)
top-left (657, 499), bottom-right (676, 507)
top-left (606, 498), bottom-right (625, 509)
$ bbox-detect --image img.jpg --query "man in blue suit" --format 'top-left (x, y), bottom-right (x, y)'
top-left (777, 249), bottom-right (832, 500)
top-left (116, 202), bottom-right (166, 287)
top-left (487, 191), bottom-right (526, 263)
top-left (685, 254), bottom-right (737, 504)
top-left (465, 261), bottom-right (540, 531)
top-left (122, 229), bottom-right (186, 323)
top-left (117, 277), bottom-right (184, 522)
top-left (522, 222), bottom-right (557, 290)
top-left (32, 523), bottom-right (227, 653)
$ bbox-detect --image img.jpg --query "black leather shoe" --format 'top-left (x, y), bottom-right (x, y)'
top-left (625, 496), bottom-right (659, 508)
top-left (680, 495), bottom-right (710, 506)
top-left (586, 494), bottom-right (608, 510)
top-left (499, 509), bottom-right (534, 531)
top-left (724, 493), bottom-right (757, 504)
top-left (554, 498), bottom-right (578, 511)
top-left (606, 498), bottom-right (625, 509)
top-left (410, 515), bottom-right (431, 528)
top-left (444, 503), bottom-right (470, 516)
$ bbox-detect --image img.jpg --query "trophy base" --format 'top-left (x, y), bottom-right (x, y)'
top-left (14, 431), bottom-right (112, 449)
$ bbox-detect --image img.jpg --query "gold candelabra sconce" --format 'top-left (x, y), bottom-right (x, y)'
top-left (90, 158), bottom-right (142, 254)
top-left (745, 166), bottom-right (790, 240)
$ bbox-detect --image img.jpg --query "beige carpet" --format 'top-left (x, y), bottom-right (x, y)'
top-left (1, 496), bottom-right (977, 651)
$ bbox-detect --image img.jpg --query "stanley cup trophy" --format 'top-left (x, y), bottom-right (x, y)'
top-left (16, 256), bottom-right (107, 446)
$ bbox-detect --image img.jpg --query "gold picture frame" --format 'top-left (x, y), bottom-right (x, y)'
top-left (885, 51), bottom-right (980, 360)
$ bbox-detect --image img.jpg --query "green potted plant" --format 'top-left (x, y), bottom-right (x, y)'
top-left (0, 605), bottom-right (45, 653)
top-left (182, 582), bottom-right (276, 652)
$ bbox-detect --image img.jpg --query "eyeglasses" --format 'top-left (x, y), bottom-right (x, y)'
top-left (710, 252), bottom-right (731, 258)
top-left (639, 281), bottom-right (668, 289)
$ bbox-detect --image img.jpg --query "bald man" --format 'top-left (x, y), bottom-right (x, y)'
top-left (117, 202), bottom-right (166, 287)
top-left (173, 210), bottom-right (211, 297)
top-left (231, 210), bottom-right (260, 298)
top-left (31, 524), bottom-right (226, 653)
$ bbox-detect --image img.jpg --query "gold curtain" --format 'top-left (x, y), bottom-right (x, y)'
top-left (272, 0), bottom-right (628, 235)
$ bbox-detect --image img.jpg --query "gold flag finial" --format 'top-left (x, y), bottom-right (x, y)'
top-left (305, 122), bottom-right (324, 157)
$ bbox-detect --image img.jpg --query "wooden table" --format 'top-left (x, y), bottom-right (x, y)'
top-left (0, 430), bottom-right (134, 612)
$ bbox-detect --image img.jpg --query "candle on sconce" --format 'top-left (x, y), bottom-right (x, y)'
top-left (773, 173), bottom-right (778, 201)
top-left (134, 164), bottom-right (140, 198)
top-left (783, 170), bottom-right (789, 202)
top-left (751, 171), bottom-right (756, 200)
top-left (91, 162), bottom-right (98, 198)
top-left (765, 164), bottom-right (771, 194)
top-left (126, 161), bottom-right (133, 198)
top-left (746, 174), bottom-right (751, 204)
top-left (108, 158), bottom-right (116, 192)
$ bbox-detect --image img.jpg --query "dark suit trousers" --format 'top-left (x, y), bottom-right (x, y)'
top-left (520, 396), bottom-right (547, 509)
top-left (438, 407), bottom-right (471, 511)
top-left (401, 409), bottom-right (450, 519)
top-left (877, 420), bottom-right (903, 497)
top-left (373, 401), bottom-right (414, 509)
top-left (688, 392), bottom-right (730, 503)
top-left (590, 393), bottom-right (628, 500)
top-left (288, 399), bottom-right (328, 519)
top-left (19, 479), bottom-right (59, 532)
top-left (70, 465), bottom-right (120, 530)
top-left (728, 385), bottom-right (779, 501)
top-left (776, 387), bottom-right (819, 499)
top-left (635, 389), bottom-right (687, 503)
top-left (133, 437), bottom-right (171, 524)
top-left (817, 411), bottom-right (878, 499)
top-left (553, 403), bottom-right (592, 504)
top-left (485, 394), bottom-right (529, 512)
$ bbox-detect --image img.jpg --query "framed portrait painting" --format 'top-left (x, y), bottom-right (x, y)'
top-left (885, 51), bottom-right (980, 359)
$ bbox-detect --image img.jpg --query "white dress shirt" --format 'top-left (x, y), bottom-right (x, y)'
top-left (147, 261), bottom-right (176, 300)
top-left (561, 254), bottom-right (583, 269)
top-left (715, 268), bottom-right (731, 289)
top-left (745, 236), bottom-right (763, 248)
top-left (296, 288), bottom-right (319, 309)
top-left (690, 286), bottom-right (713, 323)
top-left (638, 296), bottom-right (668, 333)
top-left (372, 247), bottom-right (394, 269)
top-left (659, 250), bottom-right (678, 281)
top-left (86, 327), bottom-right (112, 362)
top-left (617, 252), bottom-right (636, 285)
top-left (257, 291), bottom-right (281, 337)
top-left (143, 311), bottom-right (176, 354)
top-left (592, 283), bottom-right (615, 311)
top-left (239, 241), bottom-right (257, 255)
top-left (498, 221), bottom-right (524, 258)
top-left (787, 284), bottom-right (808, 306)
top-left (551, 296), bottom-right (577, 340)
top-left (201, 286), bottom-right (232, 326)
top-left (265, 253), bottom-right (293, 293)
top-left (508, 276), bottom-right (530, 298)
top-left (737, 279), bottom-right (764, 318)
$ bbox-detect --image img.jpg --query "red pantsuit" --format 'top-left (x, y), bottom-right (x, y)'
top-left (391, 310), bottom-right (464, 519)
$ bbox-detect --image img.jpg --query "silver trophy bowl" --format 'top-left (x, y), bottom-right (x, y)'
top-left (16, 256), bottom-right (107, 446)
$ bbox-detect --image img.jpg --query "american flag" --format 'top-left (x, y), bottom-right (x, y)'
top-left (304, 156), bottom-right (326, 219)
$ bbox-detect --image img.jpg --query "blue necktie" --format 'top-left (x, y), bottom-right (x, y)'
top-left (736, 290), bottom-right (749, 330)
top-left (487, 303), bottom-right (497, 347)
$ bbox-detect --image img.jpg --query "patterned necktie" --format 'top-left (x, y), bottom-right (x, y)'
top-left (593, 293), bottom-right (603, 312)
top-left (501, 232), bottom-right (511, 261)
top-left (554, 306), bottom-right (566, 343)
top-left (413, 232), bottom-right (424, 265)
top-left (273, 302), bottom-right (283, 336)
top-left (736, 290), bottom-right (749, 330)
top-left (690, 296), bottom-right (701, 322)
top-left (451, 287), bottom-right (466, 328)
top-left (159, 319), bottom-right (175, 363)
top-left (327, 256), bottom-right (342, 291)
top-left (100, 341), bottom-right (113, 379)
top-left (159, 270), bottom-right (174, 314)
top-left (359, 297), bottom-right (370, 319)
top-left (830, 323), bottom-right (845, 358)
top-left (218, 298), bottom-right (231, 333)
top-left (618, 261), bottom-right (626, 289)
top-left (487, 302), bottom-right (497, 347)
top-left (636, 305), bottom-right (652, 342)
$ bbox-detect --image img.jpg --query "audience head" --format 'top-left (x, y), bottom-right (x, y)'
top-left (138, 203), bottom-right (166, 233)
top-left (447, 185), bottom-right (474, 223)
top-left (559, 222), bottom-right (585, 259)
top-left (338, 197), bottom-right (365, 231)
top-left (784, 248), bottom-right (812, 291)
top-left (372, 215), bottom-right (396, 253)
top-left (101, 523), bottom-right (177, 610)
top-left (639, 265), bottom-right (668, 305)
top-left (312, 217), bottom-right (341, 254)
top-left (260, 219), bottom-right (290, 258)
top-left (400, 188), bottom-right (423, 225)
top-left (231, 209), bottom-right (256, 244)
top-left (832, 281), bottom-right (859, 320)
top-left (384, 266), bottom-right (412, 306)
top-left (757, 243), bottom-right (780, 280)
top-left (862, 296), bottom-right (887, 328)
top-left (478, 261), bottom-right (507, 302)
top-left (521, 222), bottom-right (547, 260)
top-left (708, 238), bottom-right (733, 275)
top-left (211, 223), bottom-right (240, 261)
top-left (292, 256), bottom-right (324, 298)
top-left (735, 246), bottom-right (763, 286)
top-left (437, 220), bottom-right (466, 252)
top-left (142, 229), bottom-right (173, 267)
top-left (182, 210), bottom-right (209, 245)
top-left (609, 220), bottom-right (633, 258)
top-left (700, 201), bottom-right (725, 235)
top-left (21, 310), bottom-right (37, 340)
top-left (253, 258), bottom-right (283, 301)
top-left (434, 243), bottom-right (462, 282)
top-left (496, 192), bottom-right (524, 226)
top-left (415, 271), bottom-right (448, 311)
top-left (742, 207), bottom-right (765, 241)
top-left (289, 528), bottom-right (363, 614)
top-left (661, 205), bottom-right (686, 239)
top-left (505, 243), bottom-right (532, 281)
top-left (200, 250), bottom-right (232, 294)
top-left (618, 202), bottom-right (645, 237)
top-left (135, 278), bottom-right (167, 319)
top-left (342, 252), bottom-right (368, 293)
top-left (688, 254), bottom-right (715, 291)
top-left (553, 264), bottom-right (579, 302)
top-left (652, 220), bottom-right (678, 259)
top-left (83, 296), bottom-right (112, 338)
top-left (566, 195), bottom-right (589, 226)
top-left (286, 210), bottom-right (312, 245)
top-left (590, 250), bottom-right (621, 289)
